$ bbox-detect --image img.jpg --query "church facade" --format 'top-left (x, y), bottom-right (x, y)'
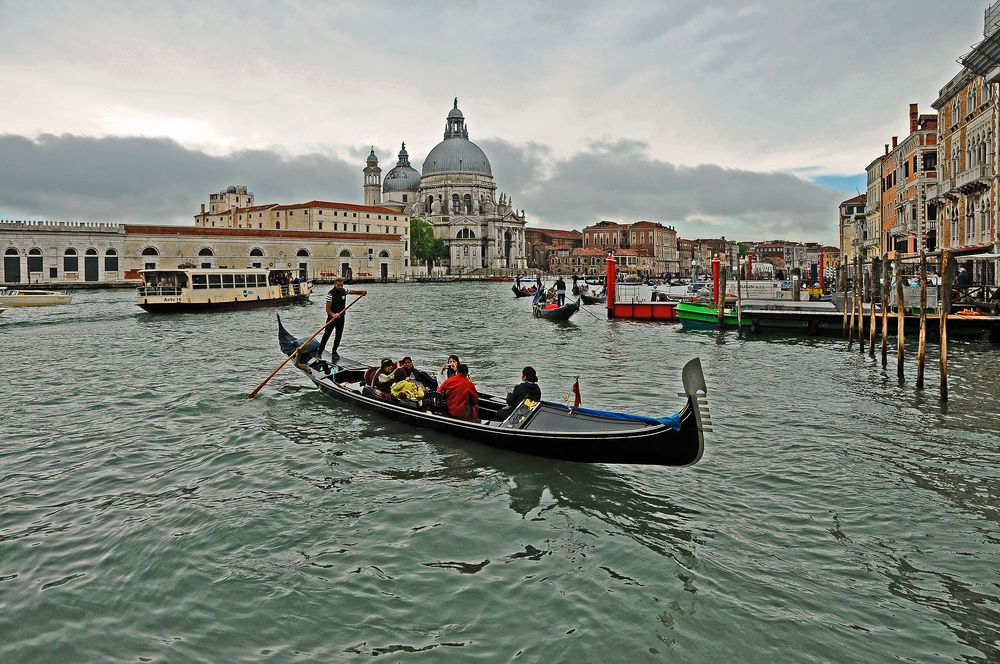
top-left (366, 99), bottom-right (527, 274)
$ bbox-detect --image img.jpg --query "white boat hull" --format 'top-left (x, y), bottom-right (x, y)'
top-left (0, 291), bottom-right (73, 307)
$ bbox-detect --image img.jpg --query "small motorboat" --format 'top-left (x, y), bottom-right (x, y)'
top-left (0, 289), bottom-right (72, 307)
top-left (533, 297), bottom-right (580, 321)
top-left (276, 317), bottom-right (710, 466)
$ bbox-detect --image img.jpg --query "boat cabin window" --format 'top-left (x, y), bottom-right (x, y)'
top-left (234, 274), bottom-right (246, 288)
top-left (222, 274), bottom-right (234, 288)
top-left (192, 274), bottom-right (208, 289)
top-left (145, 271), bottom-right (188, 288)
top-left (208, 274), bottom-right (222, 288)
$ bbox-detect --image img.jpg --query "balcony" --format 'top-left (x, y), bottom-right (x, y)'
top-left (955, 163), bottom-right (991, 193)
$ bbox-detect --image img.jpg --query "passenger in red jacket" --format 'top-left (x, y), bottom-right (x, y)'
top-left (437, 363), bottom-right (479, 420)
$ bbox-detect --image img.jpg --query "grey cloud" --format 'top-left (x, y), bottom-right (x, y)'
top-left (0, 134), bottom-right (366, 222)
top-left (490, 138), bottom-right (843, 242)
top-left (0, 133), bottom-right (843, 243)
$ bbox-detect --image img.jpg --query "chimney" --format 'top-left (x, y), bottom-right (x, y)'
top-left (891, 136), bottom-right (898, 148)
top-left (885, 144), bottom-right (889, 156)
top-left (909, 103), bottom-right (919, 133)
top-left (200, 203), bottom-right (205, 214)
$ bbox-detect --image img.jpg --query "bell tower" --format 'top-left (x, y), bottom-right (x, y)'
top-left (363, 147), bottom-right (382, 206)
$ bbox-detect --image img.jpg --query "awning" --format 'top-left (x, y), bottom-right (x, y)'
top-left (958, 252), bottom-right (1000, 260)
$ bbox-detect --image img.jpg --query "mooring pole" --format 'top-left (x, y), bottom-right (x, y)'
top-left (895, 255), bottom-right (905, 381)
top-left (881, 255), bottom-right (890, 368)
top-left (940, 250), bottom-right (952, 401)
top-left (916, 250), bottom-right (928, 389)
top-left (869, 257), bottom-right (878, 358)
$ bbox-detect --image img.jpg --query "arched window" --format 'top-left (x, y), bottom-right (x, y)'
top-left (457, 228), bottom-right (476, 239)
top-left (198, 248), bottom-right (214, 256)
top-left (464, 194), bottom-right (473, 214)
top-left (296, 249), bottom-right (309, 257)
top-left (105, 248), bottom-right (119, 272)
top-left (452, 194), bottom-right (460, 212)
top-left (4, 248), bottom-right (16, 256)
top-left (275, 221), bottom-right (281, 230)
top-left (339, 249), bottom-right (352, 258)
top-left (141, 247), bottom-right (158, 256)
top-left (64, 248), bottom-right (79, 272)
top-left (249, 248), bottom-right (264, 257)
top-left (85, 248), bottom-right (97, 255)
top-left (379, 250), bottom-right (390, 258)
top-left (27, 248), bottom-right (42, 273)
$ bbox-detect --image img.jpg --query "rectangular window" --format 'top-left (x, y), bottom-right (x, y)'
top-left (318, 210), bottom-right (323, 215)
top-left (366, 225), bottom-right (370, 232)
top-left (334, 223), bottom-right (339, 231)
top-left (319, 222), bottom-right (323, 230)
top-left (353, 225), bottom-right (357, 232)
top-left (50, 267), bottom-right (58, 278)
top-left (208, 274), bottom-right (222, 288)
top-left (104, 254), bottom-right (118, 272)
top-left (222, 274), bottom-right (234, 288)
top-left (193, 274), bottom-right (208, 289)
top-left (235, 274), bottom-right (246, 288)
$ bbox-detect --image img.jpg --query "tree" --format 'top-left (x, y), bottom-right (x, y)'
top-left (410, 218), bottom-right (447, 273)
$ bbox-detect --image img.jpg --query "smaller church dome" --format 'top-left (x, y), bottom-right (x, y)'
top-left (366, 147), bottom-right (378, 165)
top-left (226, 185), bottom-right (237, 193)
top-left (383, 142), bottom-right (420, 193)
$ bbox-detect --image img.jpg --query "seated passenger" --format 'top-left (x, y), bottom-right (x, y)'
top-left (498, 366), bottom-right (541, 420)
top-left (399, 356), bottom-right (437, 391)
top-left (373, 358), bottom-right (401, 396)
top-left (436, 354), bottom-right (460, 388)
top-left (437, 363), bottom-right (479, 420)
top-left (390, 375), bottom-right (425, 405)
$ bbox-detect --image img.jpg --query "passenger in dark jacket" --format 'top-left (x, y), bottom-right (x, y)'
top-left (499, 366), bottom-right (541, 420)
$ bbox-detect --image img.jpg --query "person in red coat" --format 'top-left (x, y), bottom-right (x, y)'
top-left (437, 363), bottom-right (479, 420)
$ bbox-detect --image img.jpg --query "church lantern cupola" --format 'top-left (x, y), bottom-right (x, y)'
top-left (363, 146), bottom-right (382, 206)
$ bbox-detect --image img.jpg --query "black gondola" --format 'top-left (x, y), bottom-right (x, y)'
top-left (580, 292), bottom-right (606, 305)
top-left (533, 298), bottom-right (580, 320)
top-left (276, 317), bottom-right (709, 466)
top-left (512, 285), bottom-right (536, 298)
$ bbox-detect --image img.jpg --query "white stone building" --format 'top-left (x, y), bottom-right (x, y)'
top-left (366, 99), bottom-right (528, 273)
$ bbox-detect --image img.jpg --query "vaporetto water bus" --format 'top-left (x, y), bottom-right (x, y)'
top-left (137, 267), bottom-right (312, 313)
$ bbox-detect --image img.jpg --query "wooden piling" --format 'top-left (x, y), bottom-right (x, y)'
top-left (858, 260), bottom-right (865, 354)
top-left (848, 259), bottom-right (857, 346)
top-left (916, 251), bottom-right (928, 389)
top-left (895, 255), bottom-right (905, 380)
top-left (868, 258), bottom-right (878, 358)
top-left (881, 255), bottom-right (890, 368)
top-left (841, 261), bottom-right (849, 334)
top-left (940, 250), bottom-right (952, 401)
top-left (717, 268), bottom-right (728, 328)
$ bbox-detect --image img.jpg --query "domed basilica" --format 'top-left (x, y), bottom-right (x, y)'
top-left (363, 99), bottom-right (527, 273)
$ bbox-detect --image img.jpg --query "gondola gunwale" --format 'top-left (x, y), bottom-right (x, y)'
top-left (277, 317), bottom-right (707, 466)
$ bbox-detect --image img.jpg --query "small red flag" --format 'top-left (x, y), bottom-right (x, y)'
top-left (572, 377), bottom-right (581, 410)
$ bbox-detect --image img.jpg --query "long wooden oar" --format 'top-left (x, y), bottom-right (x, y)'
top-left (246, 294), bottom-right (366, 399)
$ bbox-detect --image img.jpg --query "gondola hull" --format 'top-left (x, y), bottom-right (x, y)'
top-left (512, 285), bottom-right (536, 298)
top-left (276, 317), bottom-right (709, 466)
top-left (580, 293), bottom-right (606, 305)
top-left (533, 298), bottom-right (580, 320)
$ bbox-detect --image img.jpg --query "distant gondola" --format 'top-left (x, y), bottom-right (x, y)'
top-left (580, 292), bottom-right (606, 305)
top-left (533, 298), bottom-right (580, 320)
top-left (276, 316), bottom-right (709, 466)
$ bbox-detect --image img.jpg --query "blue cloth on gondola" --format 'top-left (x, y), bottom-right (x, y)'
top-left (541, 402), bottom-right (682, 431)
top-left (277, 315), bottom-right (321, 356)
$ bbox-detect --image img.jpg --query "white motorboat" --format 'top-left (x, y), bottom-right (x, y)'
top-left (0, 289), bottom-right (73, 307)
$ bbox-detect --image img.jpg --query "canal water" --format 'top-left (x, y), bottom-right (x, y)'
top-left (1, 283), bottom-right (998, 662)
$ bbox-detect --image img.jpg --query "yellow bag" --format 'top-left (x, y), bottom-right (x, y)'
top-left (391, 379), bottom-right (424, 401)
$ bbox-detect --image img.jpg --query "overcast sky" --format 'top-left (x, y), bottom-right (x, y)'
top-left (0, 1), bottom-right (989, 243)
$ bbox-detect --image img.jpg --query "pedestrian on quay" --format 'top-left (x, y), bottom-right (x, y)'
top-left (318, 278), bottom-right (367, 360)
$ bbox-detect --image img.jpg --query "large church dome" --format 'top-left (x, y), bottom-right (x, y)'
top-left (383, 142), bottom-right (421, 193)
top-left (422, 99), bottom-right (492, 177)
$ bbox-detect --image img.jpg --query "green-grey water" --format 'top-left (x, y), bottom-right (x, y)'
top-left (1, 283), bottom-right (998, 662)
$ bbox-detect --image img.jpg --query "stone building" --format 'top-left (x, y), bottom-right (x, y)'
top-left (365, 99), bottom-right (528, 274)
top-left (581, 219), bottom-right (679, 275)
top-left (863, 156), bottom-right (882, 261)
top-left (524, 227), bottom-right (583, 270)
top-left (839, 193), bottom-right (866, 263)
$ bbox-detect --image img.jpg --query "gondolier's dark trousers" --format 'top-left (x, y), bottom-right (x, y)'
top-left (557, 290), bottom-right (566, 306)
top-left (319, 312), bottom-right (345, 355)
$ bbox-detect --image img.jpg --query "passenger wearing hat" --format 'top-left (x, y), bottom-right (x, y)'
top-left (374, 357), bottom-right (403, 396)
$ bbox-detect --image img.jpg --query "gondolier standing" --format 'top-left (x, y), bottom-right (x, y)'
top-left (318, 278), bottom-right (367, 359)
top-left (555, 276), bottom-right (567, 306)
